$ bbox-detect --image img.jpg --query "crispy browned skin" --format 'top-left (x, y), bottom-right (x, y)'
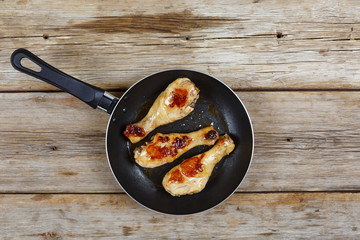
top-left (124, 78), bottom-right (200, 143)
top-left (134, 126), bottom-right (219, 168)
top-left (162, 134), bottom-right (235, 197)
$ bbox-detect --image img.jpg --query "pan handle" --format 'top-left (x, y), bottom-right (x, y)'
top-left (10, 48), bottom-right (118, 114)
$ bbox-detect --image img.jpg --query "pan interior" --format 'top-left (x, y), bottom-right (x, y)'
top-left (107, 70), bottom-right (253, 215)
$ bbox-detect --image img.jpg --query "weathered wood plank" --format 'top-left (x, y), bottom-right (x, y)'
top-left (0, 193), bottom-right (359, 239)
top-left (1, 91), bottom-right (360, 193)
top-left (1, 0), bottom-right (360, 90)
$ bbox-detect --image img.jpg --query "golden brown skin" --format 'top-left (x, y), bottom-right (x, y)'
top-left (134, 126), bottom-right (219, 168)
top-left (162, 134), bottom-right (235, 197)
top-left (124, 78), bottom-right (200, 143)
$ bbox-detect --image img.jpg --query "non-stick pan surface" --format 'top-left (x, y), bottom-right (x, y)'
top-left (107, 70), bottom-right (254, 215)
top-left (11, 49), bottom-right (253, 215)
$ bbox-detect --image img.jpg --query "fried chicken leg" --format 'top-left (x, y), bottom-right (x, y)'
top-left (124, 78), bottom-right (200, 143)
top-left (134, 126), bottom-right (219, 168)
top-left (162, 134), bottom-right (235, 196)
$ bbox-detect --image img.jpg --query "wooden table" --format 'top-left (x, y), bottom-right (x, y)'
top-left (1, 0), bottom-right (360, 238)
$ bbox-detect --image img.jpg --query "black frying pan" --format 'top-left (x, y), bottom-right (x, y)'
top-left (11, 48), bottom-right (254, 215)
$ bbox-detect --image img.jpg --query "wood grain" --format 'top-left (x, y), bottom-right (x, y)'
top-left (1, 193), bottom-right (359, 239)
top-left (1, 0), bottom-right (360, 91)
top-left (1, 91), bottom-right (360, 193)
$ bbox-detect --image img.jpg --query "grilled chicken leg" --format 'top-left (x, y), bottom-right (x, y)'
top-left (134, 126), bottom-right (219, 168)
top-left (162, 134), bottom-right (235, 196)
top-left (124, 78), bottom-right (200, 143)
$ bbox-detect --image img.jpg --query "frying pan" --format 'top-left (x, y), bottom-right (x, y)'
top-left (11, 48), bottom-right (254, 215)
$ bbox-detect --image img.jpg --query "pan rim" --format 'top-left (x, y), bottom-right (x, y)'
top-left (105, 69), bottom-right (254, 215)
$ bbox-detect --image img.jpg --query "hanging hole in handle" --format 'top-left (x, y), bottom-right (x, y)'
top-left (20, 57), bottom-right (42, 72)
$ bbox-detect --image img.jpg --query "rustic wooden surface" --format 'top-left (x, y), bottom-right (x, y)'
top-left (1, 91), bottom-right (360, 193)
top-left (1, 193), bottom-right (360, 239)
top-left (2, 0), bottom-right (360, 91)
top-left (1, 0), bottom-right (360, 239)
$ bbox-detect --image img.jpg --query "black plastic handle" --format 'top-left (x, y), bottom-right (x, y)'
top-left (10, 48), bottom-right (118, 113)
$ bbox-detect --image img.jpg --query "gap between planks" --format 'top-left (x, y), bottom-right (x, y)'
top-left (2, 88), bottom-right (360, 93)
top-left (2, 191), bottom-right (360, 195)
